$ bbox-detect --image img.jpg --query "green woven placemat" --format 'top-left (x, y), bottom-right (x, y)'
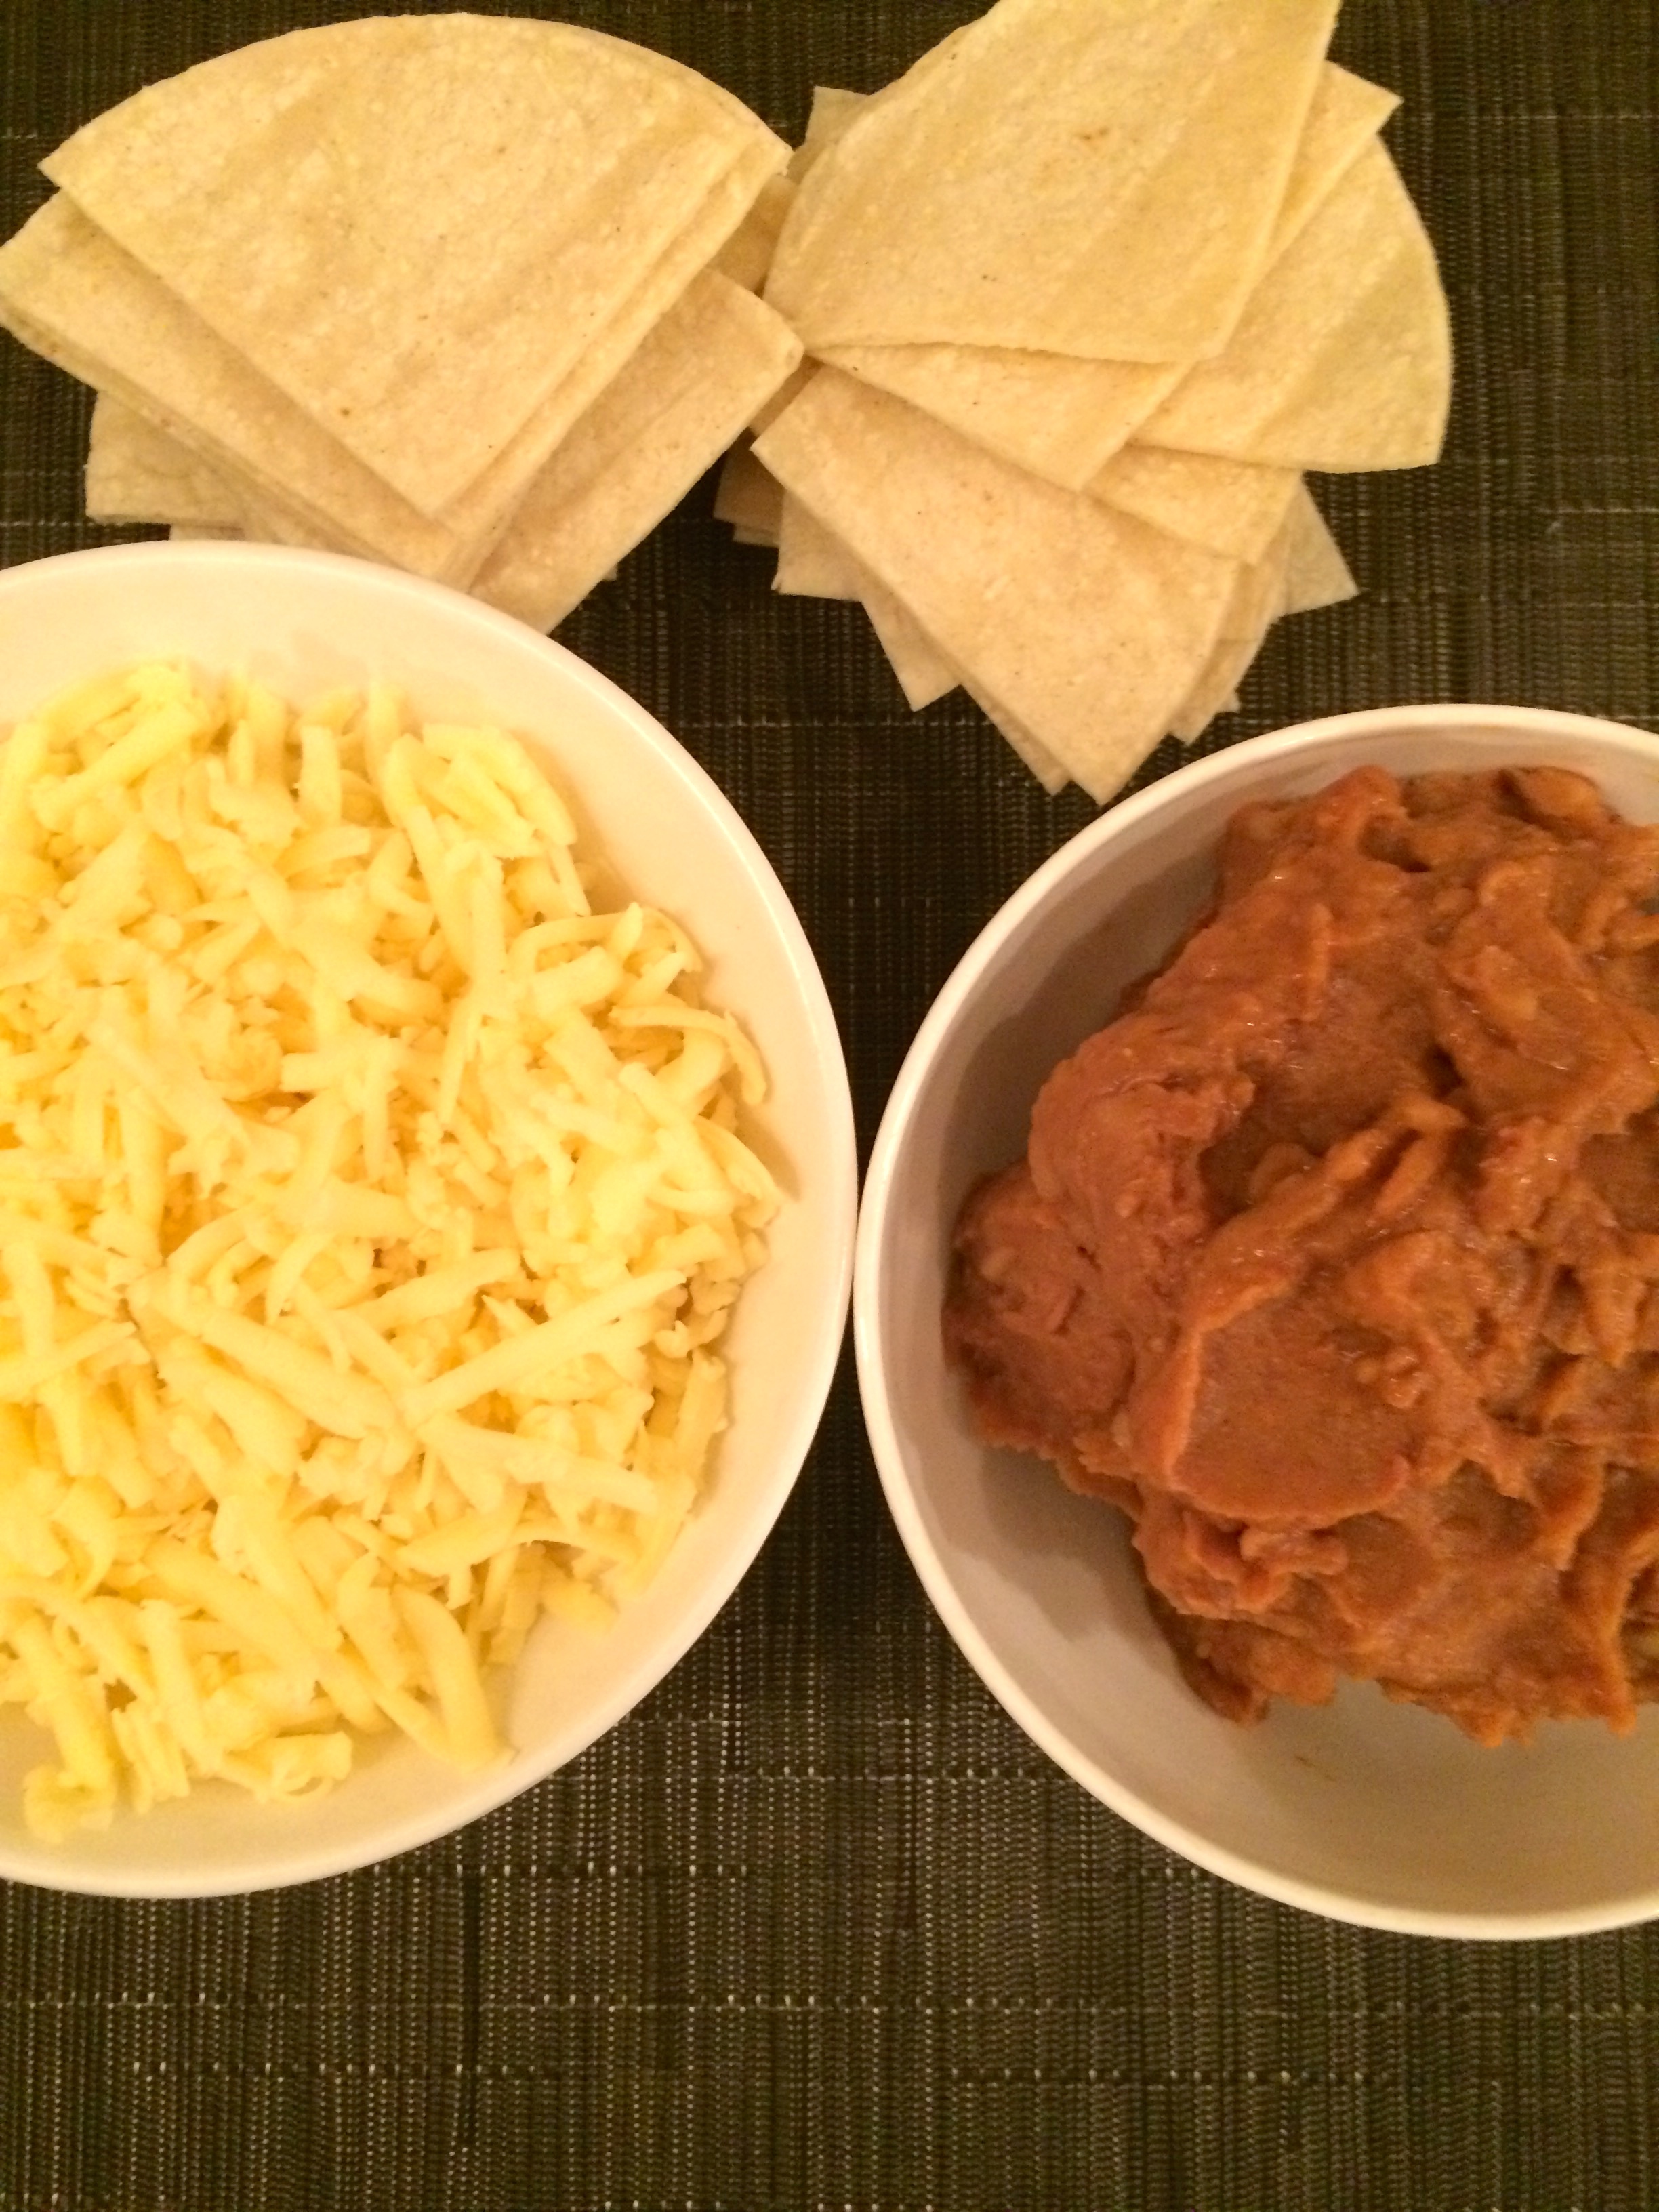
top-left (2, 5), bottom-right (1657, 2207)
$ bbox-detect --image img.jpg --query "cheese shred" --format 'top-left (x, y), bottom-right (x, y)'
top-left (0, 661), bottom-right (776, 1837)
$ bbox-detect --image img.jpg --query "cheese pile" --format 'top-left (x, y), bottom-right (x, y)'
top-left (0, 663), bottom-right (776, 1837)
top-left (719, 0), bottom-right (1451, 800)
top-left (0, 17), bottom-right (803, 634)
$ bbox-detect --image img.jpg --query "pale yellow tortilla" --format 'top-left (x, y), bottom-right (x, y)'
top-left (85, 396), bottom-right (342, 552)
top-left (85, 394), bottom-right (243, 526)
top-left (774, 493), bottom-right (863, 599)
top-left (962, 681), bottom-right (1071, 794)
top-left (859, 576), bottom-right (959, 712)
top-left (1170, 506), bottom-right (1299, 742)
top-left (753, 370), bottom-right (1237, 802)
top-left (439, 136), bottom-right (787, 567)
top-left (713, 175), bottom-right (796, 292)
top-left (750, 362), bottom-right (814, 436)
top-left (579, 23), bottom-right (795, 140)
top-left (1, 163), bottom-right (774, 587)
top-left (470, 274), bottom-right (801, 634)
top-left (722, 441), bottom-right (959, 702)
top-left (64, 251), bottom-right (806, 630)
top-left (817, 344), bottom-right (1184, 496)
top-left (770, 480), bottom-right (959, 705)
top-left (1280, 485), bottom-right (1358, 613)
top-left (1139, 140), bottom-right (1452, 471)
top-left (1090, 445), bottom-right (1300, 564)
top-left (1170, 487), bottom-right (1357, 743)
top-left (713, 443), bottom-right (783, 544)
top-left (808, 59), bottom-right (1391, 276)
top-left (790, 87), bottom-right (869, 182)
top-left (45, 17), bottom-right (787, 515)
top-left (0, 196), bottom-right (460, 575)
top-left (1270, 63), bottom-right (1401, 260)
top-left (787, 30), bottom-right (972, 190)
top-left (811, 60), bottom-right (1398, 493)
top-left (766, 0), bottom-right (1337, 362)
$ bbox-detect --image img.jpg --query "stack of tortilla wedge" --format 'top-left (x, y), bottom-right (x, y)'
top-left (0, 16), bottom-right (803, 632)
top-left (722, 0), bottom-right (1451, 801)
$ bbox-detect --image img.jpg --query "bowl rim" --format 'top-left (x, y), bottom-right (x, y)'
top-left (0, 539), bottom-right (859, 1896)
top-left (856, 700), bottom-right (1659, 1940)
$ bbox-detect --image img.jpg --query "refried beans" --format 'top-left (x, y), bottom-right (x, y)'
top-left (944, 764), bottom-right (1659, 1743)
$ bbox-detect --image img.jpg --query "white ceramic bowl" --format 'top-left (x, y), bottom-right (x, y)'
top-left (0, 540), bottom-right (857, 1897)
top-left (858, 703), bottom-right (1659, 1940)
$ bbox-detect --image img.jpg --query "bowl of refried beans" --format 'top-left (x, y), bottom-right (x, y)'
top-left (856, 703), bottom-right (1659, 1937)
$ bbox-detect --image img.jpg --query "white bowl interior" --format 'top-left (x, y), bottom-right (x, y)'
top-left (859, 705), bottom-right (1659, 1938)
top-left (0, 543), bottom-right (856, 1895)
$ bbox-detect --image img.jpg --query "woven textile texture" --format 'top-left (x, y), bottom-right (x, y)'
top-left (3, 3), bottom-right (1659, 2207)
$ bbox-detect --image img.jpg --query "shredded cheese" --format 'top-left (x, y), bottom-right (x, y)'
top-left (0, 661), bottom-right (777, 1837)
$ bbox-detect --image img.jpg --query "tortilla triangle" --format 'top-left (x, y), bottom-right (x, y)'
top-left (808, 60), bottom-right (1400, 492)
top-left (754, 370), bottom-right (1237, 802)
top-left (1090, 446), bottom-right (1299, 565)
top-left (43, 16), bottom-right (787, 514)
top-left (1139, 141), bottom-right (1452, 472)
top-left (471, 275), bottom-right (800, 634)
top-left (766, 0), bottom-right (1337, 361)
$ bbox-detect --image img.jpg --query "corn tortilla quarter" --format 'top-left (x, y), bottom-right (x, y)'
top-left (85, 394), bottom-right (243, 527)
top-left (434, 136), bottom-right (787, 565)
top-left (579, 20), bottom-right (792, 140)
top-left (769, 480), bottom-right (960, 705)
top-left (766, 0), bottom-right (1336, 362)
top-left (1139, 140), bottom-right (1452, 472)
top-left (44, 16), bottom-right (787, 516)
top-left (1170, 487), bottom-right (1357, 743)
top-left (859, 576), bottom-right (959, 712)
top-left (750, 363), bottom-right (814, 437)
top-left (811, 60), bottom-right (1396, 493)
top-left (818, 343), bottom-right (1184, 496)
top-left (714, 175), bottom-right (796, 292)
top-left (83, 394), bottom-right (344, 556)
top-left (832, 50), bottom-right (1392, 263)
top-left (1, 159), bottom-right (776, 588)
top-left (962, 683), bottom-right (1073, 794)
top-left (790, 87), bottom-right (870, 181)
top-left (0, 196), bottom-right (460, 577)
top-left (1279, 485), bottom-right (1358, 614)
top-left (775, 493), bottom-right (864, 600)
top-left (787, 28), bottom-right (972, 189)
top-left (754, 370), bottom-right (1237, 802)
top-left (1169, 645), bottom-right (1253, 746)
top-left (470, 274), bottom-right (801, 635)
top-left (714, 443), bottom-right (784, 545)
top-left (1090, 445), bottom-right (1300, 564)
top-left (1265, 62), bottom-right (1400, 263)
top-left (1169, 504), bottom-right (1300, 743)
top-left (60, 222), bottom-right (792, 597)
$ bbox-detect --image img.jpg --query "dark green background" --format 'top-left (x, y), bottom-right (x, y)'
top-left (2, 4), bottom-right (1657, 2206)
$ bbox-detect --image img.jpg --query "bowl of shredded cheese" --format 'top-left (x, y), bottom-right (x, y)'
top-left (0, 539), bottom-right (855, 1894)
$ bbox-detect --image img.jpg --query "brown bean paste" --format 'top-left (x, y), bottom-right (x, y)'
top-left (945, 766), bottom-right (1659, 1741)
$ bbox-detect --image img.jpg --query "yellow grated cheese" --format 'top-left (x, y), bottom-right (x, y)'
top-left (0, 663), bottom-right (775, 1837)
